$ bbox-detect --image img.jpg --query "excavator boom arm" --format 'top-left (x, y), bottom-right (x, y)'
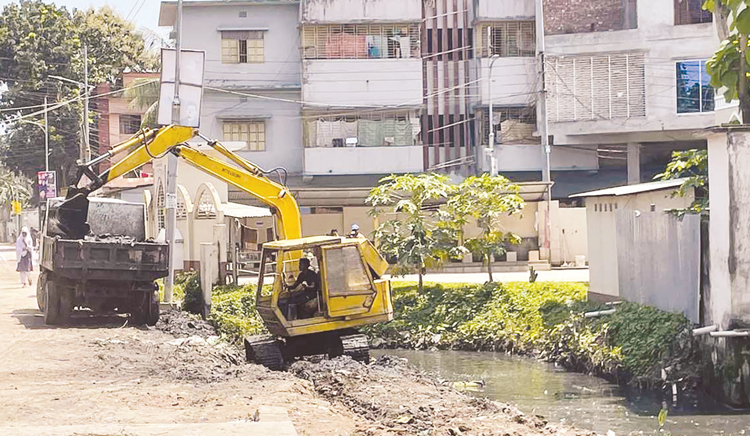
top-left (61, 125), bottom-right (302, 241)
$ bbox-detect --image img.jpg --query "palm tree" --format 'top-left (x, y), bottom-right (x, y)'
top-left (122, 78), bottom-right (160, 127)
top-left (0, 165), bottom-right (32, 207)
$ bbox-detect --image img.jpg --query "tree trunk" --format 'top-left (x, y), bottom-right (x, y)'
top-left (741, 34), bottom-right (750, 123)
top-left (418, 269), bottom-right (423, 291)
top-left (485, 252), bottom-right (494, 282)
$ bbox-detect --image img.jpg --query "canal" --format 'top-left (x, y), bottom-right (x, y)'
top-left (374, 349), bottom-right (750, 436)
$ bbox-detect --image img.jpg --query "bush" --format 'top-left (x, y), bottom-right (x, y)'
top-left (366, 281), bottom-right (695, 385)
top-left (209, 283), bottom-right (266, 345)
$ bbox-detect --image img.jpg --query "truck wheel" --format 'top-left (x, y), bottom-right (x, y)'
top-left (146, 290), bottom-right (160, 326)
top-left (36, 271), bottom-right (48, 312)
top-left (43, 279), bottom-right (61, 325)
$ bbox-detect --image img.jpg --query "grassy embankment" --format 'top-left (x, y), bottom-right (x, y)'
top-left (166, 274), bottom-right (698, 387)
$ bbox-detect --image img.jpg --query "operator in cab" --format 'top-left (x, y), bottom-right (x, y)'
top-left (285, 257), bottom-right (320, 319)
top-left (349, 224), bottom-right (366, 239)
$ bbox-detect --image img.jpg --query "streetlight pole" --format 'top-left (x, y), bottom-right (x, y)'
top-left (536, 0), bottom-right (552, 261)
top-left (44, 96), bottom-right (49, 172)
top-left (164, 0), bottom-right (184, 304)
top-left (49, 74), bottom-right (91, 163)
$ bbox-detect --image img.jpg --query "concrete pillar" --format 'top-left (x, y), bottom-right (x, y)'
top-left (627, 142), bottom-right (641, 185)
top-left (213, 223), bottom-right (227, 283)
top-left (200, 242), bottom-right (218, 319)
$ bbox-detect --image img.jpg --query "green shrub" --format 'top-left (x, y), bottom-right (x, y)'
top-left (366, 281), bottom-right (694, 385)
top-left (180, 272), bottom-right (203, 315)
top-left (209, 283), bottom-right (267, 345)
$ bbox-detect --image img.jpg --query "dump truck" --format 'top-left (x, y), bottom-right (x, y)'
top-left (37, 197), bottom-right (168, 325)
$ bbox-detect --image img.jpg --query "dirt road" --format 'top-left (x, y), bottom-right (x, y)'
top-left (0, 244), bottom-right (592, 436)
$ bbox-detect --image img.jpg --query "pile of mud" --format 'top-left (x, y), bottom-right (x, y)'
top-left (156, 308), bottom-right (217, 338)
top-left (290, 356), bottom-right (592, 436)
top-left (83, 234), bottom-right (161, 244)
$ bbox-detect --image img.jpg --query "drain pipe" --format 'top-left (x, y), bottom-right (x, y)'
top-left (584, 309), bottom-right (617, 318)
top-left (692, 325), bottom-right (719, 336)
top-left (710, 330), bottom-right (750, 338)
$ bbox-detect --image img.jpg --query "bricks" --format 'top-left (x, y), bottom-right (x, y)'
top-left (544, 0), bottom-right (637, 35)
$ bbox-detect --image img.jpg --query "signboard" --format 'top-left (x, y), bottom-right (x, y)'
top-left (158, 48), bottom-right (205, 127)
top-left (37, 171), bottom-right (57, 200)
top-left (11, 200), bottom-right (21, 215)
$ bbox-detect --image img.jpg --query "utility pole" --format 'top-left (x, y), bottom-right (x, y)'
top-left (80, 44), bottom-right (90, 162)
top-left (487, 53), bottom-right (500, 177)
top-left (536, 0), bottom-right (552, 260)
top-left (44, 96), bottom-right (49, 172)
top-left (163, 0), bottom-right (184, 304)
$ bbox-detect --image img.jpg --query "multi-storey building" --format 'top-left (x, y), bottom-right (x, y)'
top-left (157, 0), bottom-right (718, 264)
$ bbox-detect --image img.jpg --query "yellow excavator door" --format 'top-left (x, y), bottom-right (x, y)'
top-left (320, 242), bottom-right (378, 318)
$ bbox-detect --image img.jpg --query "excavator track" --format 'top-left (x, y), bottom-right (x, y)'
top-left (340, 334), bottom-right (370, 363)
top-left (244, 334), bottom-right (285, 370)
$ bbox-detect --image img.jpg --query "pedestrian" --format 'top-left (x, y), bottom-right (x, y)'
top-left (348, 224), bottom-right (365, 239)
top-left (16, 227), bottom-right (34, 287)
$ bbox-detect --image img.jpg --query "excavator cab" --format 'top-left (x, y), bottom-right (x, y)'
top-left (247, 236), bottom-right (393, 368)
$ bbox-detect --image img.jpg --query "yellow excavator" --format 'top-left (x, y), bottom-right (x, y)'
top-left (54, 125), bottom-right (393, 368)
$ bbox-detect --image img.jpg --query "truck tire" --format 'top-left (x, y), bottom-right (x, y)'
top-left (36, 271), bottom-right (48, 312)
top-left (43, 279), bottom-right (61, 325)
top-left (146, 290), bottom-right (160, 326)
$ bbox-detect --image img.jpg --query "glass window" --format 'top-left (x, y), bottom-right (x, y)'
top-left (674, 0), bottom-right (713, 25)
top-left (676, 60), bottom-right (714, 114)
top-left (221, 30), bottom-right (264, 64)
top-left (223, 120), bottom-right (266, 151)
top-left (324, 246), bottom-right (372, 297)
top-left (119, 114), bottom-right (141, 135)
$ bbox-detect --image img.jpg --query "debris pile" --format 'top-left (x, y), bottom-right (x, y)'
top-left (156, 308), bottom-right (217, 338)
top-left (290, 356), bottom-right (589, 436)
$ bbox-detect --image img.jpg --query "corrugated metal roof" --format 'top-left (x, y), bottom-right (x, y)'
top-left (222, 202), bottom-right (272, 218)
top-left (569, 178), bottom-right (688, 198)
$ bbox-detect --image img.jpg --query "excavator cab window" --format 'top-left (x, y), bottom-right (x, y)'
top-left (278, 251), bottom-right (323, 321)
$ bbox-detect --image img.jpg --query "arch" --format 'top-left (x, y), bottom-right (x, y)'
top-left (176, 185), bottom-right (193, 220)
top-left (193, 182), bottom-right (222, 220)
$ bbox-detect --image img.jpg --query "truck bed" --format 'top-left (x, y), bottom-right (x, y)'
top-left (41, 236), bottom-right (169, 282)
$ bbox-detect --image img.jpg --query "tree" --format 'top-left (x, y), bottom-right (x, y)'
top-left (0, 164), bottom-right (32, 208)
top-left (655, 149), bottom-right (708, 215)
top-left (0, 1), bottom-right (158, 182)
top-left (443, 174), bottom-right (525, 282)
top-left (703, 0), bottom-right (750, 121)
top-left (367, 173), bottom-right (459, 290)
top-left (121, 77), bottom-right (159, 127)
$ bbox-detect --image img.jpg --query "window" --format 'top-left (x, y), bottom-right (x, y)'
top-left (221, 30), bottom-right (264, 64)
top-left (676, 60), bottom-right (714, 114)
top-left (223, 120), bottom-right (266, 151)
top-left (482, 106), bottom-right (537, 145)
top-left (302, 24), bottom-right (420, 60)
top-left (547, 52), bottom-right (646, 122)
top-left (119, 114), bottom-right (141, 135)
top-left (478, 22), bottom-right (536, 58)
top-left (303, 110), bottom-right (421, 148)
top-left (674, 0), bottom-right (712, 25)
top-left (156, 183), bottom-right (165, 230)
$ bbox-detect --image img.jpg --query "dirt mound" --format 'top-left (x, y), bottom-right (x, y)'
top-left (289, 355), bottom-right (593, 436)
top-left (155, 308), bottom-right (217, 338)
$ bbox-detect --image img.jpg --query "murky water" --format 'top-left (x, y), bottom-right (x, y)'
top-left (373, 349), bottom-right (750, 436)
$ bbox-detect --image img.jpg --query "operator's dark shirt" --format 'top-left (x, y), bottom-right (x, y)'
top-left (290, 268), bottom-right (320, 293)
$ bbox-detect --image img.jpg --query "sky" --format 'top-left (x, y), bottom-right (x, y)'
top-left (0, 0), bottom-right (165, 34)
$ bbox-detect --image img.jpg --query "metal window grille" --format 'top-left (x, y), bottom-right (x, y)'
top-left (546, 52), bottom-right (646, 122)
top-left (676, 60), bottom-right (715, 113)
top-left (303, 110), bottom-right (421, 147)
top-left (221, 31), bottom-right (264, 64)
top-left (223, 121), bottom-right (266, 151)
top-left (477, 21), bottom-right (535, 58)
top-left (176, 195), bottom-right (187, 220)
top-left (302, 24), bottom-right (420, 60)
top-left (156, 183), bottom-right (165, 230)
top-left (674, 0), bottom-right (713, 25)
top-left (119, 114), bottom-right (141, 135)
top-left (481, 106), bottom-right (537, 145)
top-left (196, 190), bottom-right (217, 220)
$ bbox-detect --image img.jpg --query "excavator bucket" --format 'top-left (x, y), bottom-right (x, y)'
top-left (48, 190), bottom-right (91, 239)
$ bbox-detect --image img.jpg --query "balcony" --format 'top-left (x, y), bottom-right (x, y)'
top-left (475, 0), bottom-right (534, 21)
top-left (304, 146), bottom-right (424, 175)
top-left (479, 57), bottom-right (537, 106)
top-left (303, 59), bottom-right (423, 107)
top-left (493, 144), bottom-right (598, 172)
